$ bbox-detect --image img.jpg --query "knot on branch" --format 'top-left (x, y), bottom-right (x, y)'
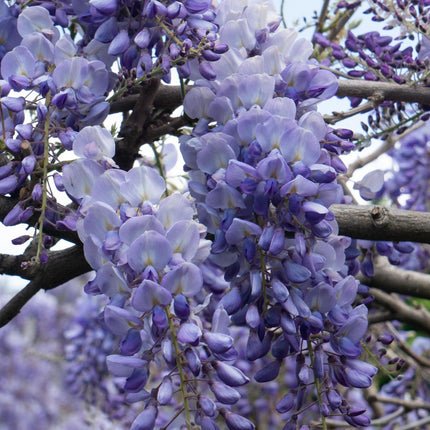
top-left (370, 206), bottom-right (388, 225)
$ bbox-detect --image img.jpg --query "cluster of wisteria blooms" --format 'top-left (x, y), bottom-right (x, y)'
top-left (0, 285), bottom-right (125, 429)
top-left (0, 0), bottom-right (376, 428)
top-left (381, 123), bottom-right (430, 271)
top-left (4, 0), bottom-right (430, 429)
top-left (0, 0), bottom-right (226, 265)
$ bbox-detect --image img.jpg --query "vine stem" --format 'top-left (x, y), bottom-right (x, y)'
top-left (308, 341), bottom-right (327, 430)
top-left (165, 307), bottom-right (192, 429)
top-left (149, 142), bottom-right (169, 197)
top-left (260, 250), bottom-right (268, 312)
top-left (361, 342), bottom-right (394, 381)
top-left (35, 92), bottom-right (51, 263)
top-left (0, 101), bottom-right (6, 140)
top-left (280, 0), bottom-right (287, 28)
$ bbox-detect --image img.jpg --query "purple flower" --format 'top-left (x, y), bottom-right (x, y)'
top-left (223, 411), bottom-right (255, 430)
top-left (210, 382), bottom-right (241, 404)
top-left (130, 406), bottom-right (157, 430)
top-left (213, 361), bottom-right (249, 387)
top-left (132, 280), bottom-right (172, 312)
top-left (127, 231), bottom-right (173, 273)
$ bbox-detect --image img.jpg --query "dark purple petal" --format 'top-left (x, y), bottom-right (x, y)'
top-left (177, 323), bottom-right (202, 345)
top-left (204, 332), bottom-right (233, 354)
top-left (254, 360), bottom-right (281, 383)
top-left (210, 382), bottom-right (241, 404)
top-left (120, 329), bottom-right (142, 356)
top-left (124, 368), bottom-right (149, 393)
top-left (224, 411), bottom-right (255, 430)
top-left (276, 392), bottom-right (294, 413)
top-left (131, 406), bottom-right (157, 430)
top-left (285, 261), bottom-right (311, 283)
top-left (213, 361), bottom-right (249, 387)
top-left (199, 61), bottom-right (216, 80)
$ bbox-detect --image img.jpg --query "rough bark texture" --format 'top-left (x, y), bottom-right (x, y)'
top-left (360, 260), bottom-right (430, 300)
top-left (331, 204), bottom-right (430, 244)
top-left (337, 79), bottom-right (430, 105)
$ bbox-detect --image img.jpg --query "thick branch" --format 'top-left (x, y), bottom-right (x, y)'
top-left (331, 204), bottom-right (430, 244)
top-left (0, 245), bottom-right (91, 327)
top-left (109, 78), bottom-right (430, 119)
top-left (115, 79), bottom-right (161, 171)
top-left (0, 253), bottom-right (33, 279)
top-left (337, 79), bottom-right (430, 105)
top-left (110, 84), bottom-right (188, 114)
top-left (360, 260), bottom-right (430, 300)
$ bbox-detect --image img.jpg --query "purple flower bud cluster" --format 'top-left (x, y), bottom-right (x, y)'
top-left (0, 6), bottom-right (111, 127)
top-left (70, 0), bottom-right (225, 83)
top-left (0, 5), bottom-right (112, 247)
top-left (364, 0), bottom-right (430, 36)
top-left (314, 0), bottom-right (430, 120)
top-left (315, 28), bottom-right (424, 92)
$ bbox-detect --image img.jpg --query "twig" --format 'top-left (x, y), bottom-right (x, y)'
top-left (369, 288), bottom-right (430, 335)
top-left (324, 100), bottom-right (374, 124)
top-left (373, 396), bottom-right (430, 411)
top-left (395, 415), bottom-right (430, 430)
top-left (345, 120), bottom-right (425, 178)
top-left (315, 0), bottom-right (331, 34)
top-left (386, 322), bottom-right (430, 368)
top-left (368, 311), bottom-right (395, 325)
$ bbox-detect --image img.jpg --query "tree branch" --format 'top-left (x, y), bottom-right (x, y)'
top-left (370, 395), bottom-right (430, 411)
top-left (115, 79), bottom-right (161, 171)
top-left (344, 119), bottom-right (425, 178)
top-left (109, 78), bottom-right (430, 120)
top-left (331, 204), bottom-right (430, 244)
top-left (0, 253), bottom-right (33, 279)
top-left (360, 259), bottom-right (430, 300)
top-left (324, 100), bottom-right (375, 124)
top-left (0, 245), bottom-right (91, 327)
top-left (369, 288), bottom-right (430, 335)
top-left (110, 83), bottom-right (188, 114)
top-left (386, 321), bottom-right (430, 368)
top-left (336, 79), bottom-right (430, 105)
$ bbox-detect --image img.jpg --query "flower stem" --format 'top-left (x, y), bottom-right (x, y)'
top-left (308, 341), bottom-right (327, 430)
top-left (35, 92), bottom-right (51, 263)
top-left (260, 250), bottom-right (268, 312)
top-left (165, 307), bottom-right (192, 429)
